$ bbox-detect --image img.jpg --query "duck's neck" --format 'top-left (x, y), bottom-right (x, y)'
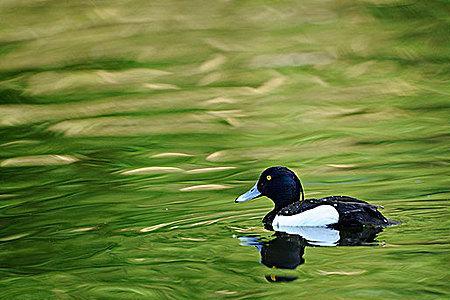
top-left (272, 193), bottom-right (301, 212)
top-left (268, 177), bottom-right (305, 212)
top-left (263, 177), bottom-right (305, 229)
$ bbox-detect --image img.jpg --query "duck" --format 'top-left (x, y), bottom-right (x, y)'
top-left (235, 166), bottom-right (396, 230)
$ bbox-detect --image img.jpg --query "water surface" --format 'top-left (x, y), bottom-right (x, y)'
top-left (0, 1), bottom-right (449, 299)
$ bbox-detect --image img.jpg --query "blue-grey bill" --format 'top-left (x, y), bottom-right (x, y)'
top-left (235, 183), bottom-right (261, 203)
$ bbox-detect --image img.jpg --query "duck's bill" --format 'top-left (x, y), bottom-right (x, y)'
top-left (235, 183), bottom-right (261, 203)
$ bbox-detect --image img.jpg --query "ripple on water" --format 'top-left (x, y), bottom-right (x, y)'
top-left (179, 184), bottom-right (231, 191)
top-left (140, 222), bottom-right (178, 233)
top-left (151, 152), bottom-right (194, 158)
top-left (317, 270), bottom-right (367, 276)
top-left (138, 210), bottom-right (264, 233)
top-left (185, 166), bottom-right (236, 174)
top-left (0, 155), bottom-right (79, 167)
top-left (48, 114), bottom-right (230, 137)
top-left (0, 232), bottom-right (31, 242)
top-left (121, 167), bottom-right (184, 175)
top-left (69, 227), bottom-right (97, 233)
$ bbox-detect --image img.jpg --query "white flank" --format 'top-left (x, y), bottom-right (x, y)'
top-left (272, 205), bottom-right (339, 228)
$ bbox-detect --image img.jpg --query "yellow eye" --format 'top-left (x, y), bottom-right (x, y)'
top-left (266, 175), bottom-right (272, 181)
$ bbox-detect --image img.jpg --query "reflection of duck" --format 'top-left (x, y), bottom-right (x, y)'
top-left (239, 232), bottom-right (306, 269)
top-left (239, 226), bottom-right (383, 282)
top-left (235, 166), bottom-right (397, 230)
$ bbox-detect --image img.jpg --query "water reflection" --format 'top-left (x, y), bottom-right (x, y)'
top-left (238, 226), bottom-right (383, 282)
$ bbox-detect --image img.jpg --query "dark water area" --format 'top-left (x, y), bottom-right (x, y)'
top-left (0, 1), bottom-right (449, 299)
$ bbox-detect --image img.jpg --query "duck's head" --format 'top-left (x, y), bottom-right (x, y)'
top-left (235, 166), bottom-right (304, 209)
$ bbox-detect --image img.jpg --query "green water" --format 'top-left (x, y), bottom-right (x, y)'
top-left (0, 1), bottom-right (449, 299)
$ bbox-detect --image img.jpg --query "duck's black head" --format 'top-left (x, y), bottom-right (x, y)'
top-left (235, 166), bottom-right (304, 210)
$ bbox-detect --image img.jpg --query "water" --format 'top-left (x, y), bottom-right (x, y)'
top-left (0, 1), bottom-right (449, 299)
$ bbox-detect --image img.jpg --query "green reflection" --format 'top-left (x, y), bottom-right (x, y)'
top-left (0, 0), bottom-right (449, 299)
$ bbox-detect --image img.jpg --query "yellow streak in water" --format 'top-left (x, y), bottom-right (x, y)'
top-left (48, 114), bottom-right (229, 137)
top-left (326, 164), bottom-right (356, 169)
top-left (186, 166), bottom-right (236, 174)
top-left (121, 167), bottom-right (184, 175)
top-left (179, 237), bottom-right (207, 242)
top-left (215, 290), bottom-right (238, 295)
top-left (142, 83), bottom-right (180, 90)
top-left (198, 54), bottom-right (226, 73)
top-left (252, 74), bottom-right (286, 94)
top-left (179, 184), bottom-right (231, 191)
top-left (250, 52), bottom-right (335, 68)
top-left (70, 227), bottom-right (96, 233)
top-left (318, 270), bottom-right (366, 276)
top-left (1, 140), bottom-right (40, 147)
top-left (26, 69), bottom-right (171, 95)
top-left (0, 155), bottom-right (79, 167)
top-left (204, 97), bottom-right (236, 105)
top-left (197, 72), bottom-right (223, 86)
top-left (140, 222), bottom-right (178, 233)
top-left (0, 233), bottom-right (31, 242)
top-left (151, 152), bottom-right (193, 158)
top-left (206, 151), bottom-right (226, 162)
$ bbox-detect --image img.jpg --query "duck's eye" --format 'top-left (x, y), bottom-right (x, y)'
top-left (266, 175), bottom-right (272, 181)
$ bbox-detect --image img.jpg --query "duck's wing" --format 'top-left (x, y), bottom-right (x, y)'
top-left (317, 196), bottom-right (391, 228)
top-left (320, 196), bottom-right (383, 209)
